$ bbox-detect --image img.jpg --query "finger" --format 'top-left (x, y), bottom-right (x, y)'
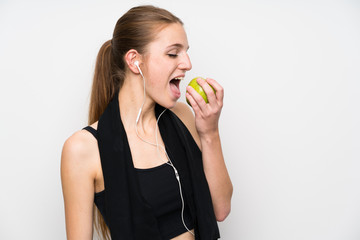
top-left (205, 78), bottom-right (224, 102)
top-left (186, 85), bottom-right (207, 111)
top-left (185, 91), bottom-right (202, 115)
top-left (195, 77), bottom-right (217, 104)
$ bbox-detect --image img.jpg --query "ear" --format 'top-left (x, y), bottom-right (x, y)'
top-left (124, 49), bottom-right (141, 74)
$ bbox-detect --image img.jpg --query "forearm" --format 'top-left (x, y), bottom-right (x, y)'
top-left (183, 77), bottom-right (232, 220)
top-left (200, 130), bottom-right (233, 222)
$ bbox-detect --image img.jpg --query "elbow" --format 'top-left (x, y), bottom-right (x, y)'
top-left (215, 188), bottom-right (233, 222)
top-left (215, 205), bottom-right (231, 222)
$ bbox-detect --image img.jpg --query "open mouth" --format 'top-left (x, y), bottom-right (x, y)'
top-left (169, 77), bottom-right (184, 98)
top-left (170, 77), bottom-right (183, 89)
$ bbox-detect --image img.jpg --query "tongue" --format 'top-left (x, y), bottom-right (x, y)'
top-left (170, 81), bottom-right (181, 98)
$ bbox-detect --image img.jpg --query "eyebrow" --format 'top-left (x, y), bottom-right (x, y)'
top-left (166, 43), bottom-right (190, 51)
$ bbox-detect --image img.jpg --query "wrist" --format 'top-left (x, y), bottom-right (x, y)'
top-left (199, 129), bottom-right (220, 144)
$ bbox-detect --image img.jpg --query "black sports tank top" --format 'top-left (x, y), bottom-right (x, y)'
top-left (83, 126), bottom-right (194, 239)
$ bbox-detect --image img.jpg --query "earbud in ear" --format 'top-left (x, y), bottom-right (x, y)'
top-left (134, 60), bottom-right (143, 76)
top-left (134, 60), bottom-right (141, 72)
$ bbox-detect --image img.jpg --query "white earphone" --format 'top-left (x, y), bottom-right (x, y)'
top-left (134, 60), bottom-right (144, 124)
top-left (134, 60), bottom-right (142, 74)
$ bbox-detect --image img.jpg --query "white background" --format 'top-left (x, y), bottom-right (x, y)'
top-left (1, 0), bottom-right (359, 239)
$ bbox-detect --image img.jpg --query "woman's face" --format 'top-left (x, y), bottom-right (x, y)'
top-left (141, 23), bottom-right (192, 109)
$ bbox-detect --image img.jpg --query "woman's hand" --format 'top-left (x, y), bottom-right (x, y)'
top-left (185, 77), bottom-right (224, 138)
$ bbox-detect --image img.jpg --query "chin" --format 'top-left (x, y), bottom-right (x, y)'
top-left (168, 102), bottom-right (178, 109)
top-left (165, 102), bottom-right (177, 110)
top-left (161, 98), bottom-right (178, 109)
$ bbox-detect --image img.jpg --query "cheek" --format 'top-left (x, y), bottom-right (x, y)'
top-left (144, 65), bottom-right (164, 89)
top-left (148, 59), bottom-right (169, 80)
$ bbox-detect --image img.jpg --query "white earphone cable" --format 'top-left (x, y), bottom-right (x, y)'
top-left (134, 62), bottom-right (194, 236)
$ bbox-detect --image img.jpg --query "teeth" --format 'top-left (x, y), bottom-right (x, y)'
top-left (173, 77), bottom-right (184, 81)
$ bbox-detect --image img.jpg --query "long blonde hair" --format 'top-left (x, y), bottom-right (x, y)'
top-left (88, 5), bottom-right (183, 239)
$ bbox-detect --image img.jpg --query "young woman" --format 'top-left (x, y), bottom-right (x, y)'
top-left (61, 5), bottom-right (232, 240)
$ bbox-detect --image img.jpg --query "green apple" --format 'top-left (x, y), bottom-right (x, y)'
top-left (186, 77), bottom-right (216, 106)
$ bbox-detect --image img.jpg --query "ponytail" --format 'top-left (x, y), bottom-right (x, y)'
top-left (88, 40), bottom-right (124, 125)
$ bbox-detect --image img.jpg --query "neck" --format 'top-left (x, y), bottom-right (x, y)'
top-left (118, 74), bottom-right (157, 132)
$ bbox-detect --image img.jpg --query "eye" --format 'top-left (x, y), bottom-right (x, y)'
top-left (167, 54), bottom-right (178, 58)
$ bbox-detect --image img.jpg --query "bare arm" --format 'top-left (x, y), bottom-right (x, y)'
top-left (174, 78), bottom-right (233, 221)
top-left (61, 130), bottom-right (99, 239)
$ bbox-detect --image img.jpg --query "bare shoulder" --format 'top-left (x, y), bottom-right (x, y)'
top-left (61, 128), bottom-right (99, 180)
top-left (171, 102), bottom-right (201, 149)
top-left (171, 102), bottom-right (193, 126)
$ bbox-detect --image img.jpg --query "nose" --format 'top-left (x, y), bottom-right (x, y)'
top-left (179, 53), bottom-right (192, 71)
